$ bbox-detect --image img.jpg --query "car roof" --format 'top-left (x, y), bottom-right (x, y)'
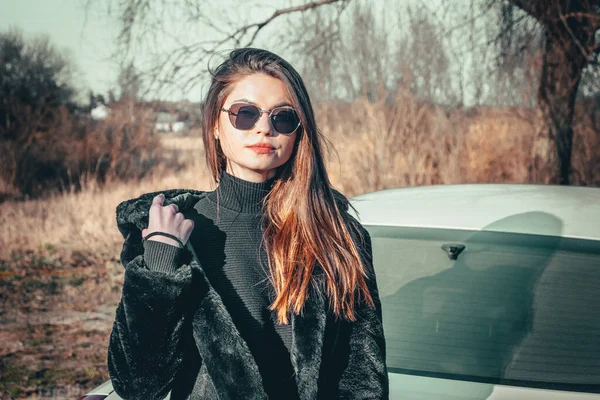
top-left (349, 184), bottom-right (600, 241)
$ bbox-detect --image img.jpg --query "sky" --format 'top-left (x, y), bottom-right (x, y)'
top-left (0, 0), bottom-right (120, 101)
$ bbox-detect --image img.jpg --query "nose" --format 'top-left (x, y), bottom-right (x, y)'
top-left (255, 110), bottom-right (273, 135)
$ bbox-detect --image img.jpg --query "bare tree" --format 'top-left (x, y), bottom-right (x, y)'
top-left (495, 0), bottom-right (600, 184)
top-left (342, 2), bottom-right (392, 102)
top-left (285, 0), bottom-right (443, 104)
top-left (118, 61), bottom-right (142, 101)
top-left (487, 4), bottom-right (543, 107)
top-left (0, 29), bottom-right (76, 136)
top-left (396, 5), bottom-right (455, 105)
top-left (0, 29), bottom-right (78, 197)
top-left (278, 6), bottom-right (346, 102)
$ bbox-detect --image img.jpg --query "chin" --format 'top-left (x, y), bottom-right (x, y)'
top-left (244, 161), bottom-right (283, 172)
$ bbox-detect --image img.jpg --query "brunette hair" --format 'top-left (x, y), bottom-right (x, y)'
top-left (201, 48), bottom-right (374, 323)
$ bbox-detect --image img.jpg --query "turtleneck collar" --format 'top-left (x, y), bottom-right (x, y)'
top-left (207, 171), bottom-right (276, 214)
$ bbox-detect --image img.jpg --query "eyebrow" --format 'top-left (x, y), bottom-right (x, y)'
top-left (231, 98), bottom-right (294, 108)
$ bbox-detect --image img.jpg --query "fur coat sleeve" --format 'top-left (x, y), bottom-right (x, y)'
top-left (107, 252), bottom-right (196, 399)
top-left (106, 190), bottom-right (202, 399)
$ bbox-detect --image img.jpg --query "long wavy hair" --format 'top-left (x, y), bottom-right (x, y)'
top-left (202, 48), bottom-right (374, 323)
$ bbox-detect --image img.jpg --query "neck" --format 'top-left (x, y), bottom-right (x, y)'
top-left (225, 165), bottom-right (276, 183)
top-left (208, 171), bottom-right (276, 214)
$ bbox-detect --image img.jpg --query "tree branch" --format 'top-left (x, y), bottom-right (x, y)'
top-left (562, 11), bottom-right (600, 28)
top-left (558, 6), bottom-right (596, 60)
top-left (233, 0), bottom-right (350, 47)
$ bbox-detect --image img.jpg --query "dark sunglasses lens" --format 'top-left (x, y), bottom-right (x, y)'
top-left (230, 104), bottom-right (260, 130)
top-left (272, 109), bottom-right (299, 134)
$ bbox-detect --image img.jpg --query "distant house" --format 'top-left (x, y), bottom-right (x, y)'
top-left (155, 111), bottom-right (189, 133)
top-left (91, 104), bottom-right (110, 120)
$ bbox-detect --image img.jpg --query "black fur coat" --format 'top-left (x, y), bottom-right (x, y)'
top-left (107, 189), bottom-right (388, 400)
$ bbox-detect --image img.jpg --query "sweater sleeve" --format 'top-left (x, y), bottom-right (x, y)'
top-left (337, 221), bottom-right (389, 399)
top-left (107, 235), bottom-right (205, 399)
top-left (143, 240), bottom-right (183, 274)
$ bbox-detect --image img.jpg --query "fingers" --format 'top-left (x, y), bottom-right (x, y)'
top-left (146, 194), bottom-right (194, 246)
top-left (180, 219), bottom-right (195, 244)
top-left (173, 212), bottom-right (184, 226)
top-left (152, 193), bottom-right (165, 206)
top-left (151, 194), bottom-right (178, 213)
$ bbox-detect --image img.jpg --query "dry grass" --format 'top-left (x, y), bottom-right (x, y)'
top-left (457, 107), bottom-right (538, 184)
top-left (323, 94), bottom-right (460, 195)
top-left (322, 93), bottom-right (546, 196)
top-left (0, 137), bottom-right (212, 261)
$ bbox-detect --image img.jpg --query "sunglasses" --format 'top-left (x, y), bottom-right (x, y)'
top-left (221, 102), bottom-right (301, 135)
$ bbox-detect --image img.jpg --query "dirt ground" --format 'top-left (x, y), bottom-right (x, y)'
top-left (0, 247), bottom-right (123, 399)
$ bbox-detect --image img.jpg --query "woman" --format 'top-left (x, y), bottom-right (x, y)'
top-left (108, 48), bottom-right (388, 399)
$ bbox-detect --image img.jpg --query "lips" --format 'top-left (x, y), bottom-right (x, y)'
top-left (247, 143), bottom-right (275, 149)
top-left (247, 143), bottom-right (275, 154)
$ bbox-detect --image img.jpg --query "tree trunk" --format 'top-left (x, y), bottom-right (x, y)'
top-left (530, 22), bottom-right (590, 184)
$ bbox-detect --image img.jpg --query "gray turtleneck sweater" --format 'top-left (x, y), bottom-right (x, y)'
top-left (142, 172), bottom-right (298, 399)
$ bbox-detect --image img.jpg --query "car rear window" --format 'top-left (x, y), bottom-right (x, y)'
top-left (366, 225), bottom-right (600, 393)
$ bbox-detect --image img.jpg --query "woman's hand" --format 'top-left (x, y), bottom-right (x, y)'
top-left (141, 194), bottom-right (195, 248)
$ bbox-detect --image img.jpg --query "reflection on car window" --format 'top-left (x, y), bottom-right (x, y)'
top-left (367, 225), bottom-right (600, 393)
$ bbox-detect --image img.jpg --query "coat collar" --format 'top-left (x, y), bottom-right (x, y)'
top-left (116, 189), bottom-right (328, 399)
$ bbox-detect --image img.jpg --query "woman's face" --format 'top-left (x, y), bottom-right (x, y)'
top-left (216, 73), bottom-right (298, 183)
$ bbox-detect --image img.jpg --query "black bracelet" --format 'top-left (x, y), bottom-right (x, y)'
top-left (143, 232), bottom-right (185, 248)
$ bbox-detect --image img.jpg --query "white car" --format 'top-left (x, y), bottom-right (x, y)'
top-left (81, 184), bottom-right (600, 400)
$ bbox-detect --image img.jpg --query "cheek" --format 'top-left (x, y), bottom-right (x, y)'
top-left (219, 120), bottom-right (244, 155)
top-left (220, 134), bottom-right (242, 160)
top-left (281, 134), bottom-right (298, 161)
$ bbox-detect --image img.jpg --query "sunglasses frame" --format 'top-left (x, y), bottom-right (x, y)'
top-left (220, 102), bottom-right (301, 135)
